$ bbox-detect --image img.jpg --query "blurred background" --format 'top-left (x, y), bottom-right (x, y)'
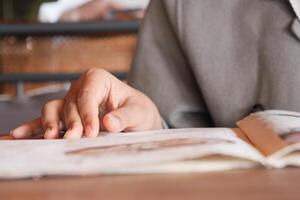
top-left (0, 0), bottom-right (148, 133)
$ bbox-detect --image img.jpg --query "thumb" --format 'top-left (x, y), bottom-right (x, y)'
top-left (103, 105), bottom-right (141, 132)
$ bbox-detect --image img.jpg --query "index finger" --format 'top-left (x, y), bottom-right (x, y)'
top-left (11, 118), bottom-right (42, 139)
top-left (76, 69), bottom-right (109, 137)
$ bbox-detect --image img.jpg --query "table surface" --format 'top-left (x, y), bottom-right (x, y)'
top-left (0, 168), bottom-right (299, 200)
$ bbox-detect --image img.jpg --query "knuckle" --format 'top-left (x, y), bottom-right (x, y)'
top-left (80, 114), bottom-right (90, 123)
top-left (77, 90), bottom-right (96, 104)
top-left (41, 99), bottom-right (59, 115)
top-left (42, 121), bottom-right (57, 129)
top-left (79, 88), bottom-right (94, 96)
top-left (63, 101), bottom-right (76, 114)
top-left (76, 91), bottom-right (87, 104)
top-left (84, 68), bottom-right (109, 79)
top-left (67, 120), bottom-right (82, 129)
top-left (85, 68), bottom-right (99, 76)
top-left (85, 67), bottom-right (98, 75)
top-left (64, 91), bottom-right (76, 102)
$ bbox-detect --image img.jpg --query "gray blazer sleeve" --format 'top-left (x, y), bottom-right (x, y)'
top-left (128, 0), bottom-right (213, 128)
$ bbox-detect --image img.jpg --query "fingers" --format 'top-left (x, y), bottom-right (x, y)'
top-left (77, 92), bottom-right (100, 137)
top-left (42, 100), bottom-right (64, 139)
top-left (103, 104), bottom-right (143, 132)
top-left (11, 118), bottom-right (42, 139)
top-left (62, 79), bottom-right (85, 138)
top-left (76, 69), bottom-right (109, 137)
top-left (63, 98), bottom-right (84, 139)
top-left (103, 92), bottom-right (163, 132)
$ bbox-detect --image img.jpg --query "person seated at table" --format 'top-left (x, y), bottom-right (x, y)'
top-left (11, 0), bottom-right (300, 139)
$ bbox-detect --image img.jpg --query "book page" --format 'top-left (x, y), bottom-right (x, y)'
top-left (263, 111), bottom-right (300, 167)
top-left (237, 110), bottom-right (300, 168)
top-left (0, 128), bottom-right (264, 179)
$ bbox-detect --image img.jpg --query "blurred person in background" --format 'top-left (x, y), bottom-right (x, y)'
top-left (39, 0), bottom-right (149, 22)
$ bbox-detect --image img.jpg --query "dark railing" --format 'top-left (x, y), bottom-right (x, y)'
top-left (0, 72), bottom-right (127, 83)
top-left (0, 21), bottom-right (139, 36)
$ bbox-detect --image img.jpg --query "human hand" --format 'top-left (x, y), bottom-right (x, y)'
top-left (11, 68), bottom-right (162, 139)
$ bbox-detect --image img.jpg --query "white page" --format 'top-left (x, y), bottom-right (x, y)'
top-left (0, 128), bottom-right (264, 179)
top-left (246, 110), bottom-right (300, 167)
top-left (267, 143), bottom-right (300, 168)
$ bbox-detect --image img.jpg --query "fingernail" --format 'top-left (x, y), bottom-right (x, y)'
top-left (108, 114), bottom-right (121, 129)
top-left (44, 128), bottom-right (49, 134)
top-left (9, 130), bottom-right (14, 135)
top-left (44, 128), bottom-right (53, 138)
top-left (64, 129), bottom-right (81, 140)
top-left (85, 125), bottom-right (92, 135)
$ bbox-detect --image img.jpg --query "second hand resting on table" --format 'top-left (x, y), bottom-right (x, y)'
top-left (11, 68), bottom-right (163, 139)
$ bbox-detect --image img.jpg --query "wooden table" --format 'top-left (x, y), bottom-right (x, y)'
top-left (0, 168), bottom-right (299, 200)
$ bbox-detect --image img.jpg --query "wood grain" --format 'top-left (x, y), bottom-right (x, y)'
top-left (0, 168), bottom-right (298, 200)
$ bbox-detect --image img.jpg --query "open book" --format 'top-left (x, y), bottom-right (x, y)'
top-left (1, 110), bottom-right (300, 179)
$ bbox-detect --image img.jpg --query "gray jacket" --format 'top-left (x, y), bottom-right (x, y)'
top-left (129, 0), bottom-right (300, 128)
